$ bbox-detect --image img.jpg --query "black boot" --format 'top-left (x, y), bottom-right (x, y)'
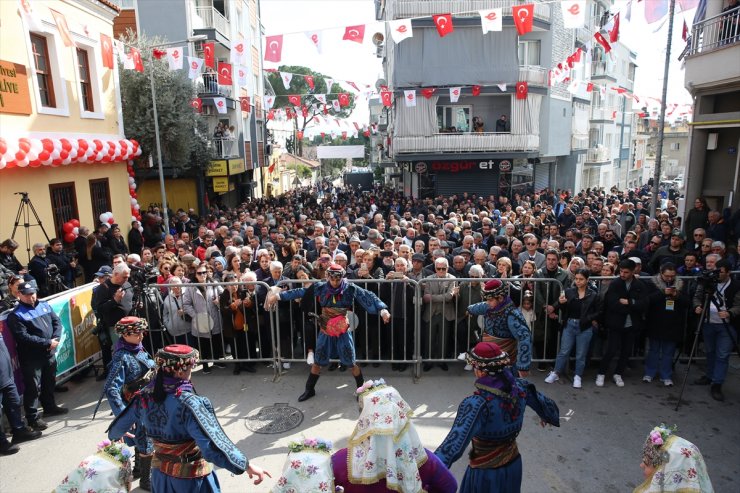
top-left (132, 451), bottom-right (141, 479)
top-left (354, 371), bottom-right (365, 390)
top-left (138, 454), bottom-right (152, 491)
top-left (298, 373), bottom-right (320, 402)
top-left (711, 384), bottom-right (725, 402)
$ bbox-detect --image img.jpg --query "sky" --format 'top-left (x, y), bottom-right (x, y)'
top-left (259, 0), bottom-right (699, 138)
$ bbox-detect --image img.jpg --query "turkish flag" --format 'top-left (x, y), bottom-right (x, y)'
top-left (516, 81), bottom-right (528, 100)
top-left (472, 85), bottom-right (481, 96)
top-left (100, 33), bottom-right (114, 69)
top-left (338, 93), bottom-right (350, 107)
top-left (343, 25), bottom-right (365, 44)
top-left (288, 95), bottom-right (301, 106)
top-left (609, 13), bottom-right (620, 43)
top-left (218, 62), bottom-right (232, 85)
top-left (304, 75), bottom-right (315, 90)
top-left (421, 88), bottom-right (436, 99)
top-left (363, 130), bottom-right (370, 138)
top-left (381, 91), bottom-right (392, 107)
top-left (682, 20), bottom-right (688, 42)
top-left (264, 35), bottom-right (283, 62)
top-left (267, 109), bottom-right (275, 120)
top-left (130, 48), bottom-right (144, 73)
top-left (323, 104), bottom-right (329, 115)
top-left (190, 98), bottom-right (202, 113)
top-left (321, 132), bottom-right (326, 139)
top-left (240, 96), bottom-right (250, 112)
top-left (268, 161), bottom-right (276, 173)
top-left (50, 9), bottom-right (74, 47)
top-left (203, 42), bottom-right (215, 69)
top-left (285, 107), bottom-right (294, 120)
top-left (433, 14), bottom-right (454, 37)
top-left (297, 131), bottom-right (304, 140)
top-left (594, 32), bottom-right (612, 53)
top-left (341, 131), bottom-right (347, 140)
top-left (586, 82), bottom-right (594, 92)
top-left (301, 105), bottom-right (309, 118)
top-left (512, 4), bottom-right (534, 35)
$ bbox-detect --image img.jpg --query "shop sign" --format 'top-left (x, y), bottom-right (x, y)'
top-left (414, 161), bottom-right (427, 173)
top-left (228, 158), bottom-right (245, 175)
top-left (206, 160), bottom-right (228, 177)
top-left (213, 176), bottom-right (229, 192)
top-left (0, 61), bottom-right (32, 115)
top-left (499, 160), bottom-right (512, 172)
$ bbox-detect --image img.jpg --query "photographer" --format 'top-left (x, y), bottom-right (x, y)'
top-left (46, 238), bottom-right (77, 289)
top-left (91, 263), bottom-right (133, 381)
top-left (27, 243), bottom-right (51, 297)
top-left (692, 259), bottom-right (739, 401)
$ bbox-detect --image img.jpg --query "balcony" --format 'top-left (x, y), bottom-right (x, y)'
top-left (591, 61), bottom-right (616, 81)
top-left (591, 107), bottom-right (616, 122)
top-left (390, 0), bottom-right (551, 23)
top-left (571, 135), bottom-right (589, 151)
top-left (519, 65), bottom-right (548, 86)
top-left (208, 138), bottom-right (239, 159)
top-left (194, 6), bottom-right (231, 38)
top-left (393, 133), bottom-right (539, 155)
top-left (684, 7), bottom-right (740, 92)
top-left (197, 73), bottom-right (233, 99)
top-left (575, 27), bottom-right (591, 45)
top-left (585, 146), bottom-right (610, 164)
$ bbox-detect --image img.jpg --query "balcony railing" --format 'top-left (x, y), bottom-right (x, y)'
top-left (571, 135), bottom-right (589, 150)
top-left (208, 138), bottom-right (239, 159)
top-left (575, 27), bottom-right (591, 45)
top-left (390, 0), bottom-right (551, 23)
top-left (591, 107), bottom-right (617, 121)
top-left (393, 133), bottom-right (539, 155)
top-left (198, 73), bottom-right (233, 98)
top-left (195, 6), bottom-right (231, 37)
top-left (591, 61), bottom-right (616, 79)
top-left (689, 6), bottom-right (740, 55)
top-left (519, 65), bottom-right (548, 86)
top-left (585, 147), bottom-right (610, 163)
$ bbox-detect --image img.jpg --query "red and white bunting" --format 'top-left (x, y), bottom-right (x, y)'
top-left (594, 32), bottom-right (612, 53)
top-left (214, 97), bottom-right (227, 114)
top-left (433, 14), bottom-right (454, 37)
top-left (305, 31), bottom-right (323, 54)
top-left (562, 1), bottom-right (586, 29)
top-left (512, 4), bottom-right (534, 35)
top-left (288, 95), bottom-right (301, 106)
top-left (304, 75), bottom-right (315, 90)
top-left (342, 25), bottom-right (365, 44)
top-left (381, 91), bottom-right (393, 107)
top-left (315, 94), bottom-right (327, 104)
top-left (609, 13), bottom-right (620, 43)
top-left (404, 90), bottom-right (416, 107)
top-left (190, 98), bottom-right (202, 113)
top-left (187, 57), bottom-right (203, 80)
top-left (0, 136), bottom-right (142, 170)
top-left (166, 47), bottom-right (183, 71)
top-left (331, 100), bottom-right (341, 112)
top-left (479, 8), bottom-right (502, 34)
top-left (50, 9), bottom-right (75, 47)
top-left (324, 78), bottom-right (334, 92)
top-left (231, 37), bottom-right (248, 65)
top-left (129, 48), bottom-right (144, 73)
top-left (264, 95), bottom-right (275, 110)
top-left (472, 85), bottom-right (481, 96)
top-left (389, 19), bottom-right (413, 43)
top-left (421, 88), bottom-right (436, 99)
top-left (203, 42), bottom-right (215, 69)
top-left (264, 35), bottom-right (283, 63)
top-left (280, 72), bottom-right (293, 90)
top-left (496, 83), bottom-right (507, 92)
top-left (449, 87), bottom-right (461, 103)
top-left (236, 65), bottom-right (248, 87)
top-left (338, 93), bottom-right (350, 107)
top-left (18, 0), bottom-right (44, 32)
top-left (515, 81), bottom-right (528, 100)
top-left (218, 62), bottom-right (232, 85)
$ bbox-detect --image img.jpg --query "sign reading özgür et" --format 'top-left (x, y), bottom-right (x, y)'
top-left (416, 160), bottom-right (511, 173)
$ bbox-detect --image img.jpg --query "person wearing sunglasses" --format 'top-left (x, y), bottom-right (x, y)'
top-left (265, 264), bottom-right (391, 402)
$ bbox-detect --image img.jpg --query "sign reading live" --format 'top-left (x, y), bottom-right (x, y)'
top-left (0, 61), bottom-right (32, 115)
top-left (409, 159), bottom-right (509, 174)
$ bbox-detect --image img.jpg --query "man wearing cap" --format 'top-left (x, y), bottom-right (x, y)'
top-left (648, 229), bottom-right (689, 275)
top-left (109, 344), bottom-right (271, 491)
top-left (435, 341), bottom-right (559, 492)
top-left (91, 263), bottom-right (133, 381)
top-left (265, 264), bottom-right (391, 402)
top-left (95, 316), bottom-right (155, 488)
top-left (466, 279), bottom-right (532, 377)
top-left (6, 282), bottom-right (68, 431)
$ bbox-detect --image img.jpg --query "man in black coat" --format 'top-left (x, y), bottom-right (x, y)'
top-left (46, 238), bottom-right (77, 288)
top-left (91, 263), bottom-right (132, 380)
top-left (127, 220), bottom-right (144, 256)
top-left (596, 258), bottom-right (649, 388)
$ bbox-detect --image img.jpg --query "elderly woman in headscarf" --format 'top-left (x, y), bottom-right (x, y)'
top-left (435, 342), bottom-right (560, 493)
top-left (633, 424), bottom-right (713, 493)
top-left (331, 379), bottom-right (457, 493)
top-left (271, 438), bottom-right (338, 493)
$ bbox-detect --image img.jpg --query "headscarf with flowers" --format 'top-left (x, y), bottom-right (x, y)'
top-left (53, 440), bottom-right (133, 493)
top-left (271, 439), bottom-right (335, 493)
top-left (634, 425), bottom-right (714, 493)
top-left (348, 381), bottom-right (426, 493)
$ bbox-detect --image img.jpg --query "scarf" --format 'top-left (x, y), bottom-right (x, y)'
top-left (161, 376), bottom-right (194, 396)
top-left (114, 339), bottom-right (144, 353)
top-left (633, 435), bottom-right (714, 493)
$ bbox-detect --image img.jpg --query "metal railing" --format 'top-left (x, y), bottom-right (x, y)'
top-left (518, 65), bottom-right (548, 86)
top-left (198, 73), bottom-right (233, 98)
top-left (194, 6), bottom-right (231, 37)
top-left (208, 137), bottom-right (238, 158)
top-left (393, 133), bottom-right (540, 154)
top-left (390, 0), bottom-right (551, 23)
top-left (591, 60), bottom-right (615, 78)
top-left (585, 146), bottom-right (610, 163)
top-left (689, 6), bottom-right (740, 56)
top-left (571, 134), bottom-right (589, 150)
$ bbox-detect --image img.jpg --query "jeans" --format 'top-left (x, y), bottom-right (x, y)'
top-left (703, 322), bottom-right (737, 384)
top-left (644, 338), bottom-right (676, 380)
top-left (553, 319), bottom-right (593, 377)
top-left (20, 356), bottom-right (57, 422)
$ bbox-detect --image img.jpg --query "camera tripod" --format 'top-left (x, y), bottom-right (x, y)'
top-left (12, 192), bottom-right (50, 262)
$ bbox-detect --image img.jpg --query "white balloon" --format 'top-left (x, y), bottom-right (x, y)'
top-left (100, 213), bottom-right (108, 223)
top-left (130, 197), bottom-right (137, 206)
top-left (131, 215), bottom-right (138, 223)
top-left (73, 227), bottom-right (79, 235)
top-left (130, 183), bottom-right (137, 191)
top-left (16, 158), bottom-right (29, 167)
top-left (128, 176), bottom-right (135, 185)
top-left (30, 138), bottom-right (43, 154)
top-left (138, 226), bottom-right (143, 233)
top-left (133, 204), bottom-right (140, 211)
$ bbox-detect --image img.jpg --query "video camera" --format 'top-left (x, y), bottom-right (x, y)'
top-left (697, 268), bottom-right (720, 293)
top-left (129, 263), bottom-right (157, 289)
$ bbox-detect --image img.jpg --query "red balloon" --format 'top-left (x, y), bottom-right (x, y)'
top-left (71, 219), bottom-right (80, 228)
top-left (28, 160), bottom-right (41, 168)
top-left (59, 150), bottom-right (69, 160)
top-left (60, 138), bottom-right (72, 152)
top-left (93, 139), bottom-right (104, 151)
top-left (64, 232), bottom-right (76, 243)
top-left (63, 222), bottom-right (74, 233)
top-left (131, 191), bottom-right (137, 198)
top-left (42, 138), bottom-right (54, 153)
top-left (77, 139), bottom-right (89, 152)
top-left (0, 138), bottom-right (7, 155)
top-left (51, 159), bottom-right (62, 167)
top-left (38, 151), bottom-right (50, 161)
top-left (107, 217), bottom-right (115, 225)
top-left (18, 138), bottom-right (31, 153)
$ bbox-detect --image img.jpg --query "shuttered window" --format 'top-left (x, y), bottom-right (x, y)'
top-left (31, 34), bottom-right (56, 108)
top-left (89, 178), bottom-right (111, 223)
top-left (49, 182), bottom-right (78, 238)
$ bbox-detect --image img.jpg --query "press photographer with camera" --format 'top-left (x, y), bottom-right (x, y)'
top-left (91, 263), bottom-right (133, 381)
top-left (692, 259), bottom-right (740, 401)
top-left (27, 243), bottom-right (52, 298)
top-left (46, 238), bottom-right (77, 289)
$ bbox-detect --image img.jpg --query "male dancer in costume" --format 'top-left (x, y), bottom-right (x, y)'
top-left (467, 279), bottom-right (532, 377)
top-left (265, 264), bottom-right (390, 402)
top-left (435, 342), bottom-right (560, 493)
top-left (95, 316), bottom-right (156, 489)
top-left (108, 344), bottom-right (270, 492)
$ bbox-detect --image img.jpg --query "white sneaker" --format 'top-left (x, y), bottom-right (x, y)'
top-left (573, 376), bottom-right (582, 389)
top-left (595, 374), bottom-right (605, 387)
top-left (282, 362), bottom-right (291, 370)
top-left (457, 352), bottom-right (467, 361)
top-left (642, 376), bottom-right (653, 383)
top-left (663, 379), bottom-right (674, 387)
top-left (306, 351), bottom-right (315, 365)
top-left (464, 364), bottom-right (473, 371)
top-left (544, 371), bottom-right (559, 384)
top-left (613, 374), bottom-right (625, 387)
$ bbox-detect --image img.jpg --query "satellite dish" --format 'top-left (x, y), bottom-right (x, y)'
top-left (375, 78), bottom-right (388, 92)
top-left (372, 32), bottom-right (384, 46)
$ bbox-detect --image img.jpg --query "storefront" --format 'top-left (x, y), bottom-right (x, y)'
top-left (399, 158), bottom-right (534, 199)
top-left (205, 157), bottom-right (246, 208)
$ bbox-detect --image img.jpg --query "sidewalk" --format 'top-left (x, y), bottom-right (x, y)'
top-left (1, 360), bottom-right (737, 492)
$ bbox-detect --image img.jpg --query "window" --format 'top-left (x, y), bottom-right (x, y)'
top-left (517, 40), bottom-right (541, 66)
top-left (30, 34), bottom-right (56, 108)
top-left (437, 106), bottom-right (471, 132)
top-left (49, 183), bottom-right (78, 238)
top-left (669, 142), bottom-right (680, 151)
top-left (77, 48), bottom-right (94, 112)
top-left (89, 179), bottom-right (111, 223)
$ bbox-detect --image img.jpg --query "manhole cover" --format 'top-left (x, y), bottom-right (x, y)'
top-left (244, 403), bottom-right (303, 434)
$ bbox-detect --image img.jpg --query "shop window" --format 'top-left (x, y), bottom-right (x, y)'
top-left (49, 182), bottom-right (79, 238)
top-left (437, 106), bottom-right (471, 133)
top-left (89, 179), bottom-right (111, 223)
top-left (30, 34), bottom-right (56, 108)
top-left (76, 48), bottom-right (94, 112)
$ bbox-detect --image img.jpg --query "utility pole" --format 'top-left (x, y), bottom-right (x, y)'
top-left (651, 0), bottom-right (676, 218)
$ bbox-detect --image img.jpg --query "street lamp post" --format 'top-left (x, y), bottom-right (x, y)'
top-left (147, 35), bottom-right (206, 236)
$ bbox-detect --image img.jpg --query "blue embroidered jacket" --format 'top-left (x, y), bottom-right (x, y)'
top-left (281, 281), bottom-right (388, 313)
top-left (104, 347), bottom-right (155, 416)
top-left (467, 299), bottom-right (532, 371)
top-left (435, 375), bottom-right (560, 469)
top-left (108, 389), bottom-right (248, 475)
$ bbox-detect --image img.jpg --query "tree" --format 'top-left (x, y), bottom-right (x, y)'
top-left (267, 65), bottom-right (356, 157)
top-left (286, 163), bottom-right (313, 180)
top-left (117, 31), bottom-right (213, 171)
